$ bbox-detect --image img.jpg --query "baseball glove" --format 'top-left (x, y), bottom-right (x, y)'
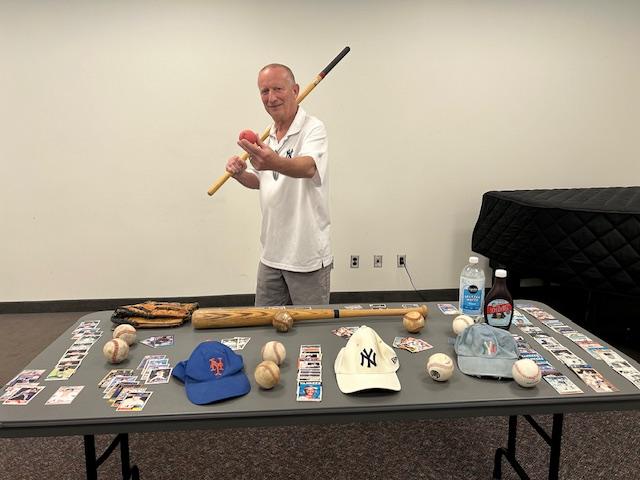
top-left (111, 301), bottom-right (199, 328)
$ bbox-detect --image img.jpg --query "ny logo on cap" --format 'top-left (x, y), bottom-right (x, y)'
top-left (209, 357), bottom-right (224, 376)
top-left (360, 348), bottom-right (377, 368)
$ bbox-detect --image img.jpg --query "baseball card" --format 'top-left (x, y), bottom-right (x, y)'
top-left (571, 366), bottom-right (619, 393)
top-left (116, 390), bottom-right (153, 412)
top-left (544, 374), bottom-right (583, 394)
top-left (98, 369), bottom-right (134, 388)
top-left (2, 385), bottom-right (45, 405)
top-left (5, 369), bottom-right (45, 387)
top-left (437, 303), bottom-right (460, 315)
top-left (331, 326), bottom-right (360, 338)
top-left (45, 386), bottom-right (84, 405)
top-left (296, 382), bottom-right (322, 402)
top-left (145, 367), bottom-right (172, 385)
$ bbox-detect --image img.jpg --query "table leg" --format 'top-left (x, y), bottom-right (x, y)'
top-left (83, 433), bottom-right (139, 480)
top-left (492, 414), bottom-right (564, 480)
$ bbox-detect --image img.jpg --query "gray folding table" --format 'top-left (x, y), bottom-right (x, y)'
top-left (1, 301), bottom-right (639, 480)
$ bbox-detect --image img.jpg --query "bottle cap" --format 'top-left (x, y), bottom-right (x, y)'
top-left (495, 269), bottom-right (507, 278)
top-left (469, 256), bottom-right (479, 264)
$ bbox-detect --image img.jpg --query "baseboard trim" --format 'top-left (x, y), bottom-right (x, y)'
top-left (0, 289), bottom-right (458, 314)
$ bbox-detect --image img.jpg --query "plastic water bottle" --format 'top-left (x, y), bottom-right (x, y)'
top-left (458, 256), bottom-right (485, 316)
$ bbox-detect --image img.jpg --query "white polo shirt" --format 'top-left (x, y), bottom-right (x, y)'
top-left (251, 107), bottom-right (332, 272)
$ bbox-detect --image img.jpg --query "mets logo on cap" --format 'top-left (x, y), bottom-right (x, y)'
top-left (209, 357), bottom-right (224, 376)
top-left (334, 325), bottom-right (401, 393)
top-left (171, 341), bottom-right (251, 405)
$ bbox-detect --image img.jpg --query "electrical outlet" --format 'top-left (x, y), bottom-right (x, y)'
top-left (397, 254), bottom-right (406, 267)
top-left (374, 255), bottom-right (383, 268)
top-left (350, 255), bottom-right (359, 268)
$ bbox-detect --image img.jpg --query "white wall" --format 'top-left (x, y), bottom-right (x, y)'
top-left (1, 0), bottom-right (639, 302)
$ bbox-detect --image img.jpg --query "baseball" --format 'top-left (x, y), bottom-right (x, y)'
top-left (103, 338), bottom-right (129, 364)
top-left (239, 129), bottom-right (258, 144)
top-left (403, 310), bottom-right (425, 333)
top-left (254, 360), bottom-right (280, 389)
top-left (261, 341), bottom-right (286, 365)
top-left (452, 314), bottom-right (475, 335)
top-left (426, 353), bottom-right (454, 382)
top-left (113, 324), bottom-right (137, 346)
top-left (272, 311), bottom-right (294, 332)
top-left (512, 359), bottom-right (542, 387)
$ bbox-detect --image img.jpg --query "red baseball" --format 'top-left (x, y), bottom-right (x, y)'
top-left (239, 129), bottom-right (258, 144)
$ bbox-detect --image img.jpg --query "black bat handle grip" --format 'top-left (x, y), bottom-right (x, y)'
top-left (320, 46), bottom-right (351, 78)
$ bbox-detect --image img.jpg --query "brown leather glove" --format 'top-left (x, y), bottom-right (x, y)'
top-left (111, 301), bottom-right (199, 328)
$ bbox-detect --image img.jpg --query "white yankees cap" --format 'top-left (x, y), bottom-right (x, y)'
top-left (334, 325), bottom-right (401, 393)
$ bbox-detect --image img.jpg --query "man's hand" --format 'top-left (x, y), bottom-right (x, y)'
top-left (225, 155), bottom-right (247, 177)
top-left (237, 138), bottom-right (278, 171)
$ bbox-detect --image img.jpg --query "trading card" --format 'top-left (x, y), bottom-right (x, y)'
top-left (59, 351), bottom-right (87, 363)
top-left (298, 360), bottom-right (322, 370)
top-left (235, 337), bottom-right (251, 350)
top-left (575, 340), bottom-right (606, 359)
top-left (141, 360), bottom-right (170, 380)
top-left (137, 355), bottom-right (166, 370)
top-left (571, 367), bottom-right (619, 393)
top-left (564, 332), bottom-right (591, 343)
top-left (98, 369), bottom-right (134, 388)
top-left (1, 384), bottom-right (33, 401)
top-left (221, 337), bottom-right (239, 350)
top-left (112, 387), bottom-right (148, 408)
top-left (153, 335), bottom-right (174, 348)
top-left (46, 360), bottom-right (81, 381)
top-left (5, 369), bottom-right (46, 387)
top-left (145, 367), bottom-right (172, 384)
top-left (402, 303), bottom-right (420, 309)
top-left (2, 385), bottom-right (46, 405)
top-left (73, 336), bottom-right (98, 346)
top-left (103, 376), bottom-right (139, 397)
top-left (437, 304), bottom-right (460, 315)
top-left (512, 310), bottom-right (532, 327)
top-left (106, 382), bottom-right (140, 404)
top-left (296, 382), bottom-right (322, 402)
top-left (369, 303), bottom-right (387, 309)
top-left (116, 390), bottom-right (153, 412)
top-left (549, 349), bottom-right (587, 368)
top-left (332, 326), bottom-right (360, 338)
top-left (343, 304), bottom-right (363, 309)
top-left (520, 306), bottom-right (557, 320)
top-left (544, 374), bottom-right (583, 394)
top-left (140, 337), bottom-right (157, 348)
top-left (45, 386), bottom-right (84, 405)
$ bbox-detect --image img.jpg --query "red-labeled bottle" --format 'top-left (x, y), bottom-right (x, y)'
top-left (484, 269), bottom-right (514, 329)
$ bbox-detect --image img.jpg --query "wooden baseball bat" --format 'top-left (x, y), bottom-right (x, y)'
top-left (192, 304), bottom-right (427, 329)
top-left (206, 46), bottom-right (351, 197)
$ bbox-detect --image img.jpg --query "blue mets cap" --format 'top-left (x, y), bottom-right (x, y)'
top-left (454, 323), bottom-right (518, 379)
top-left (172, 341), bottom-right (250, 404)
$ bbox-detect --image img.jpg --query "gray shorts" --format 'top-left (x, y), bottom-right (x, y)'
top-left (255, 262), bottom-right (331, 306)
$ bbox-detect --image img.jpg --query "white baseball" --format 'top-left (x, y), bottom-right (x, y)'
top-left (113, 324), bottom-right (137, 346)
top-left (426, 353), bottom-right (454, 382)
top-left (103, 338), bottom-right (129, 364)
top-left (452, 314), bottom-right (475, 335)
top-left (254, 360), bottom-right (280, 389)
top-left (512, 359), bottom-right (541, 387)
top-left (261, 341), bottom-right (286, 366)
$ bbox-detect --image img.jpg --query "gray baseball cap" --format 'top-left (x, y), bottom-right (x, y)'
top-left (454, 323), bottom-right (518, 379)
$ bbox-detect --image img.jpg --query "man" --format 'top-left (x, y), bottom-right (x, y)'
top-left (226, 64), bottom-right (332, 306)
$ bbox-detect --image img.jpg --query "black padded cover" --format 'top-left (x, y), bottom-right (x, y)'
top-left (471, 187), bottom-right (640, 296)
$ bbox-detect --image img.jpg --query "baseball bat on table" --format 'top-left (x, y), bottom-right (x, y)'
top-left (206, 46), bottom-right (351, 197)
top-left (192, 304), bottom-right (427, 329)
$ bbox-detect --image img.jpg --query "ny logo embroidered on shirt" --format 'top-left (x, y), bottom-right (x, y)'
top-left (209, 357), bottom-right (224, 376)
top-left (360, 348), bottom-right (377, 368)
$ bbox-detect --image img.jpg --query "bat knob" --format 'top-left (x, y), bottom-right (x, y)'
top-left (273, 311), bottom-right (294, 332)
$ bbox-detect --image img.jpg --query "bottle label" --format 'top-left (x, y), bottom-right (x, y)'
top-left (461, 285), bottom-right (482, 314)
top-left (486, 299), bottom-right (513, 328)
